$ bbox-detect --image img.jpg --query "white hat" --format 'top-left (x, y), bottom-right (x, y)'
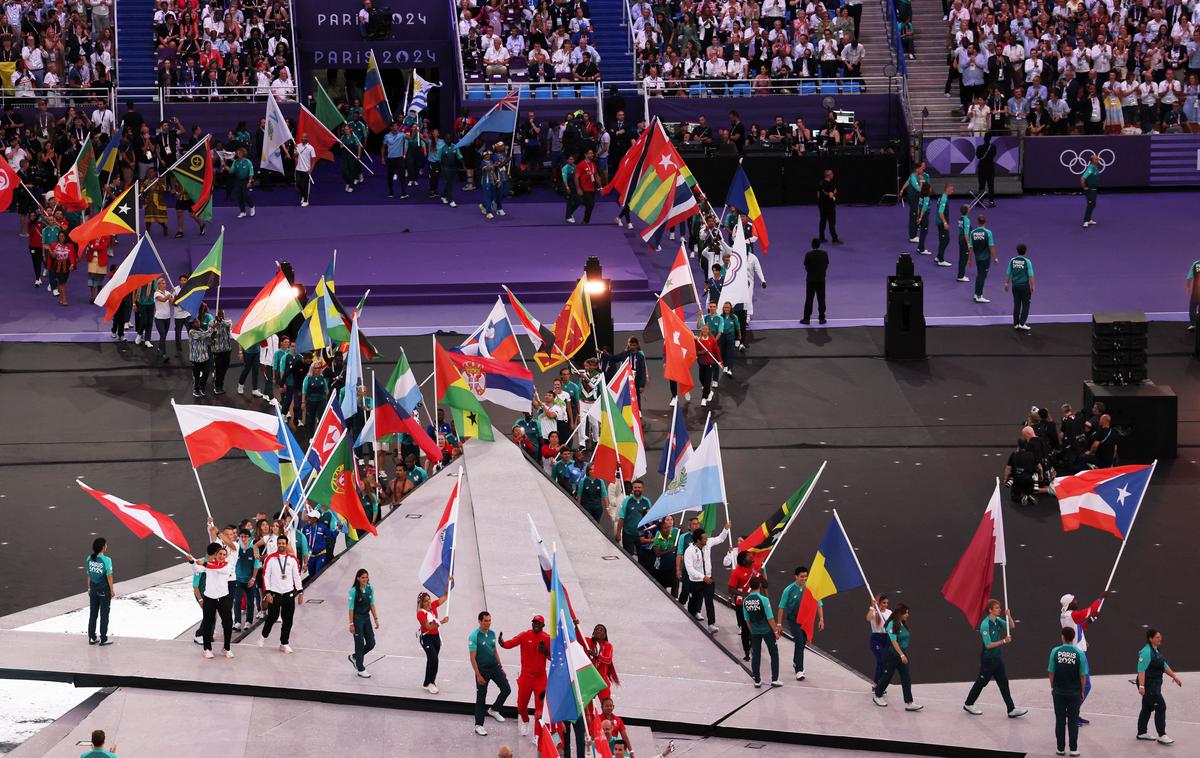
top-left (1060, 594), bottom-right (1075, 612)
top-left (305, 508), bottom-right (320, 519)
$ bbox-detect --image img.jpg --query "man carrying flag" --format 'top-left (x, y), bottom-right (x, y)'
top-left (363, 50), bottom-right (393, 131)
top-left (173, 227), bottom-right (222, 317)
top-left (790, 513), bottom-right (869, 680)
top-left (455, 90), bottom-right (520, 150)
top-left (726, 161), bottom-right (769, 254)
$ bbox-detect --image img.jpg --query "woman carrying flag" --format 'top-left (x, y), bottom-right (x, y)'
top-left (872, 604), bottom-right (922, 711)
top-left (417, 590), bottom-right (448, 694)
top-left (191, 542), bottom-right (236, 659)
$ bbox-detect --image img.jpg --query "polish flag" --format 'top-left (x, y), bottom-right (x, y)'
top-left (77, 480), bottom-right (190, 554)
top-left (172, 401), bottom-right (282, 467)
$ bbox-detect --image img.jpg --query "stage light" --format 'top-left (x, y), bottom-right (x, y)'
top-left (292, 286), bottom-right (302, 298)
top-left (585, 279), bottom-right (608, 295)
top-left (583, 256), bottom-right (614, 361)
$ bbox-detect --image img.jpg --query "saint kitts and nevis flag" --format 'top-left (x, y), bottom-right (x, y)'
top-left (433, 338), bottom-right (494, 441)
top-left (941, 480), bottom-right (1007, 627)
top-left (232, 266), bottom-right (302, 349)
top-left (363, 50), bottom-right (393, 132)
top-left (70, 184), bottom-right (138, 247)
top-left (418, 472), bottom-right (461, 597)
top-left (795, 512), bottom-right (869, 639)
top-left (725, 160), bottom-right (769, 254)
top-left (77, 480), bottom-right (191, 555)
top-left (738, 462), bottom-right (827, 570)
top-left (173, 227), bottom-right (223, 318)
top-left (308, 429), bottom-right (377, 536)
top-left (1051, 463), bottom-right (1156, 539)
top-left (171, 401), bottom-right (283, 467)
top-left (93, 235), bottom-right (163, 320)
top-left (170, 135), bottom-right (214, 221)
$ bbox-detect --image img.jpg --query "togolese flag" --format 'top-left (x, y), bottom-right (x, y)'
top-left (433, 338), bottom-right (494, 441)
top-left (738, 464), bottom-right (825, 570)
top-left (308, 430), bottom-right (377, 536)
top-left (796, 513), bottom-right (867, 639)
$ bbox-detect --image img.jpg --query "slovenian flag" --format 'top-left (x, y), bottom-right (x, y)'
top-left (172, 401), bottom-right (283, 467)
top-left (457, 297), bottom-right (520, 361)
top-left (418, 473), bottom-right (460, 597)
top-left (1052, 463), bottom-right (1156, 539)
top-left (77, 480), bottom-right (190, 554)
top-left (796, 513), bottom-right (867, 638)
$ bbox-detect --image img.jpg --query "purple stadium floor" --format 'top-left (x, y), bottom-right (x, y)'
top-left (1, 183), bottom-right (1196, 342)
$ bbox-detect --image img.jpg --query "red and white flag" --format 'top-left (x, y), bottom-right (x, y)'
top-left (642, 243), bottom-right (700, 343)
top-left (0, 155), bottom-right (18, 212)
top-left (172, 401), bottom-right (282, 467)
top-left (659, 300), bottom-right (697, 396)
top-left (54, 163), bottom-right (88, 211)
top-left (941, 479), bottom-right (1006, 627)
top-left (77, 480), bottom-right (191, 554)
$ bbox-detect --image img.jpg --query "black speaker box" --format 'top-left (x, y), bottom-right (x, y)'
top-left (885, 276), bottom-right (925, 360)
top-left (1083, 381), bottom-right (1177, 461)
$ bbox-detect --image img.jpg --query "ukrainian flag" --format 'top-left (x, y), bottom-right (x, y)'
top-left (97, 138), bottom-right (119, 177)
top-left (796, 514), bottom-right (867, 638)
top-left (725, 162), bottom-right (770, 253)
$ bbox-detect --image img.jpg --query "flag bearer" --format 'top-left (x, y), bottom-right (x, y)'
top-left (1048, 626), bottom-right (1088, 757)
top-left (1060, 591), bottom-right (1106, 723)
top-left (961, 599), bottom-right (1028, 718)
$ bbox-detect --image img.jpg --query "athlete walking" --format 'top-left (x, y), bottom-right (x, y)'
top-left (962, 599), bottom-right (1028, 718)
top-left (498, 615), bottom-right (551, 736)
top-left (1060, 591), bottom-right (1107, 724)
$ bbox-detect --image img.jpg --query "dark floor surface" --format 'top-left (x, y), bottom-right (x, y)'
top-left (1, 322), bottom-right (1197, 683)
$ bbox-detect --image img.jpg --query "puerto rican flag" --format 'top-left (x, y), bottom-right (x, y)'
top-left (77, 480), bottom-right (190, 554)
top-left (1052, 463), bottom-right (1156, 539)
top-left (418, 473), bottom-right (461, 597)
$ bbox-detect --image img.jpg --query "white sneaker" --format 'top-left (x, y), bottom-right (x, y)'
top-left (615, 217), bottom-right (623, 226)
top-left (249, 208), bottom-right (256, 216)
top-left (497, 209), bottom-right (506, 216)
top-left (486, 213), bottom-right (494, 220)
top-left (135, 335), bottom-right (143, 345)
top-left (701, 396), bottom-right (708, 407)
top-left (301, 200), bottom-right (309, 207)
top-left (279, 644), bottom-right (292, 654)
top-left (233, 622), bottom-right (242, 631)
top-left (487, 708), bottom-right (505, 723)
top-left (872, 696), bottom-right (888, 707)
top-left (708, 624), bottom-right (719, 633)
top-left (684, 391), bottom-right (691, 402)
top-left (905, 703), bottom-right (924, 712)
top-left (52, 288), bottom-right (59, 296)
top-left (474, 726), bottom-right (488, 737)
top-left (566, 217), bottom-right (576, 224)
top-left (519, 721), bottom-right (529, 736)
top-left (252, 389), bottom-right (264, 398)
top-left (908, 236), bottom-right (919, 243)
top-left (237, 384), bottom-right (244, 395)
top-left (711, 380), bottom-right (719, 389)
top-left (203, 650), bottom-right (215, 659)
top-left (449, 201), bottom-right (457, 208)
top-left (770, 680), bottom-right (783, 687)
top-left (1137, 734), bottom-right (1157, 741)
top-left (963, 704), bottom-right (983, 715)
top-left (256, 636), bottom-right (265, 647)
top-left (426, 683), bottom-right (439, 694)
top-left (357, 669), bottom-right (372, 678)
top-left (936, 260), bottom-right (952, 267)
top-left (723, 367), bottom-right (732, 376)
top-left (1069, 750), bottom-right (1080, 756)
top-left (1008, 708), bottom-right (1028, 718)
top-left (956, 276), bottom-right (970, 282)
top-left (224, 650), bottom-right (235, 659)
top-left (974, 296), bottom-right (990, 303)
top-left (796, 671), bottom-right (805, 681)
top-left (626, 222), bottom-right (633, 229)
top-left (1157, 735), bottom-right (1174, 745)
top-left (919, 249), bottom-right (932, 255)
top-left (237, 212), bottom-right (247, 218)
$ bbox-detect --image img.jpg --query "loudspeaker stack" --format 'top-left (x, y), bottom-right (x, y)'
top-left (1091, 312), bottom-right (1147, 385)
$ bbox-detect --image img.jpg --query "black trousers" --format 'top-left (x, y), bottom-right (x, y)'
top-left (687, 579), bottom-right (716, 625)
top-left (580, 190), bottom-right (596, 223)
top-left (296, 171), bottom-right (311, 202)
top-left (201, 594), bottom-right (232, 651)
top-left (964, 655), bottom-right (1016, 710)
top-left (1138, 680), bottom-right (1166, 736)
top-left (192, 360), bottom-right (209, 393)
top-left (1083, 189), bottom-right (1098, 224)
top-left (874, 649), bottom-right (914, 703)
top-left (238, 352), bottom-right (260, 390)
top-left (1053, 690), bottom-right (1082, 751)
top-left (803, 279), bottom-right (826, 320)
top-left (88, 586), bottom-right (111, 642)
top-left (734, 604), bottom-right (751, 656)
top-left (847, 3), bottom-right (863, 38)
top-left (386, 157), bottom-right (405, 195)
top-left (212, 350), bottom-right (231, 390)
top-left (818, 204), bottom-right (838, 241)
top-left (474, 666), bottom-right (512, 726)
top-left (677, 574), bottom-right (692, 606)
top-left (261, 591), bottom-right (296, 645)
top-left (977, 171), bottom-right (995, 203)
top-left (420, 633), bottom-right (441, 685)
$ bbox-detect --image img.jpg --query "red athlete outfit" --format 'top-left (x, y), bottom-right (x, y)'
top-left (500, 628), bottom-right (551, 723)
top-left (587, 637), bottom-right (619, 701)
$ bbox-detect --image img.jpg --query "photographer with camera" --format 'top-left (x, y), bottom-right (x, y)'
top-left (1004, 435), bottom-right (1042, 507)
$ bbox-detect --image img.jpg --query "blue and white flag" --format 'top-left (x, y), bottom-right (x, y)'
top-left (261, 95), bottom-right (293, 173)
top-left (417, 472), bottom-right (460, 597)
top-left (408, 72), bottom-right (440, 115)
top-left (639, 422), bottom-right (727, 527)
top-left (454, 91), bottom-right (520, 149)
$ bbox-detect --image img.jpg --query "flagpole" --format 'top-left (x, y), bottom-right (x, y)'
top-left (134, 176), bottom-right (142, 236)
top-left (400, 345), bottom-right (435, 429)
top-left (143, 232), bottom-right (172, 281)
top-left (431, 335), bottom-right (439, 441)
top-left (444, 465), bottom-right (464, 620)
top-left (832, 508), bottom-right (878, 609)
top-left (760, 460), bottom-right (827, 572)
top-left (710, 416), bottom-right (735, 550)
top-left (19, 181), bottom-right (51, 217)
top-left (143, 135), bottom-right (210, 195)
top-left (1099, 460), bottom-right (1158, 609)
top-left (508, 90), bottom-right (521, 165)
top-left (601, 379), bottom-right (627, 500)
top-left (172, 399), bottom-right (214, 521)
top-left (213, 225), bottom-right (225, 313)
top-left (660, 402), bottom-right (679, 498)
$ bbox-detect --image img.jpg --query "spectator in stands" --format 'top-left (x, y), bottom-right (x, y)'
top-left (484, 37), bottom-right (510, 77)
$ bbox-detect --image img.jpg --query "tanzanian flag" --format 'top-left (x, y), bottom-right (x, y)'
top-left (173, 136), bottom-right (214, 221)
top-left (796, 513), bottom-right (867, 638)
top-left (738, 465), bottom-right (824, 571)
top-left (433, 338), bottom-right (494, 441)
top-left (174, 227), bottom-right (223, 318)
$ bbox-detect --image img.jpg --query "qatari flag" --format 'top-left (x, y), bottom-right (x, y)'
top-left (77, 480), bottom-right (191, 555)
top-left (941, 480), bottom-right (1006, 627)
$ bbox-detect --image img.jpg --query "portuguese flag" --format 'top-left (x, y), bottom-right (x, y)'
top-left (307, 431), bottom-right (377, 536)
top-left (433, 338), bottom-right (494, 441)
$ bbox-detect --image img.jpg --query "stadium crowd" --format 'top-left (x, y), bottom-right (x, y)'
top-left (2, 0), bottom-right (116, 103)
top-left (456, 0), bottom-right (605, 82)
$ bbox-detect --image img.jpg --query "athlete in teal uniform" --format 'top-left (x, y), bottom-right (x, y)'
top-left (956, 204), bottom-right (973, 282)
top-left (1080, 154), bottom-right (1100, 227)
top-left (1048, 626), bottom-right (1088, 756)
top-left (86, 537), bottom-right (114, 645)
top-left (915, 184), bottom-right (932, 255)
top-left (967, 214), bottom-right (999, 302)
top-left (962, 599), bottom-right (1027, 718)
top-left (1004, 244), bottom-right (1036, 330)
top-left (934, 184), bottom-right (954, 266)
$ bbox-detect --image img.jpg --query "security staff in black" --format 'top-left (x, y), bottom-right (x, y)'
top-left (817, 169), bottom-right (841, 244)
top-left (1004, 439), bottom-right (1040, 506)
top-left (1136, 627), bottom-right (1182, 744)
top-left (962, 599), bottom-right (1027, 718)
top-left (801, 238), bottom-right (829, 325)
top-left (1048, 626), bottom-right (1088, 756)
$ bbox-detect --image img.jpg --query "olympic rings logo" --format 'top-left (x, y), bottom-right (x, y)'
top-left (1059, 149), bottom-right (1115, 175)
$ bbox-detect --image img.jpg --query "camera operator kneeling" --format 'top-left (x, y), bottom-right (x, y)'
top-left (1005, 437), bottom-right (1043, 507)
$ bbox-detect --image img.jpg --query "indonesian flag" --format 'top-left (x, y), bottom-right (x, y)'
top-left (172, 401), bottom-right (283, 467)
top-left (659, 300), bottom-right (697, 395)
top-left (77, 480), bottom-right (190, 554)
top-left (941, 480), bottom-right (1006, 627)
top-left (54, 162), bottom-right (88, 211)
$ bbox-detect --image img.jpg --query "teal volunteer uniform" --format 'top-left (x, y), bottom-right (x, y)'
top-left (956, 211), bottom-right (973, 280)
top-left (904, 170), bottom-right (924, 240)
top-left (962, 615), bottom-right (1019, 714)
top-left (779, 579), bottom-right (820, 676)
top-left (349, 582), bottom-right (376, 673)
top-left (1081, 161), bottom-right (1100, 226)
top-left (230, 154), bottom-right (255, 214)
top-left (468, 623), bottom-right (511, 727)
top-left (1187, 260), bottom-right (1200, 329)
top-left (915, 193), bottom-right (932, 253)
top-left (617, 493), bottom-right (652, 556)
top-left (1048, 639), bottom-right (1088, 755)
top-left (743, 589), bottom-right (779, 685)
top-left (1136, 638), bottom-right (1176, 741)
top-left (576, 474), bottom-right (606, 522)
top-left (1006, 251), bottom-right (1034, 327)
top-left (935, 191), bottom-right (952, 263)
top-left (86, 549), bottom-right (113, 644)
top-left (970, 224), bottom-right (997, 300)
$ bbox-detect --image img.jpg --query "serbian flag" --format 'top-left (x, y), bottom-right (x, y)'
top-left (445, 350), bottom-right (535, 412)
top-left (172, 401), bottom-right (283, 467)
top-left (418, 472), bottom-right (460, 597)
top-left (297, 103), bottom-right (341, 161)
top-left (941, 480), bottom-right (1007, 627)
top-left (363, 50), bottom-right (392, 133)
top-left (369, 376), bottom-right (442, 462)
top-left (796, 513), bottom-right (867, 638)
top-left (658, 300), bottom-right (696, 395)
top-left (1051, 463), bottom-right (1156, 539)
top-left (77, 480), bottom-right (190, 554)
top-left (726, 161), bottom-right (769, 253)
top-left (93, 235), bottom-right (161, 320)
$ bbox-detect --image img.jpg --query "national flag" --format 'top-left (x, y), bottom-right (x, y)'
top-left (640, 170), bottom-right (700, 249)
top-left (173, 227), bottom-right (223, 318)
top-left (366, 377), bottom-right (442, 462)
top-left (75, 135), bottom-right (102, 212)
top-left (172, 135), bottom-right (213, 221)
top-left (726, 161), bottom-right (769, 254)
top-left (386, 349), bottom-right (424, 414)
top-left (643, 244), bottom-right (700, 343)
top-left (718, 217), bottom-right (754, 309)
top-left (533, 277), bottom-right (591, 372)
top-left (585, 362), bottom-right (648, 479)
top-left (796, 513), bottom-right (868, 638)
top-left (340, 314), bottom-right (364, 419)
top-left (312, 77), bottom-right (347, 134)
top-left (69, 185), bottom-right (138, 247)
top-left (601, 121), bottom-right (652, 202)
top-left (363, 50), bottom-right (393, 132)
top-left (592, 378), bottom-right (638, 485)
top-left (530, 516), bottom-right (577, 627)
top-left (738, 465), bottom-right (824, 570)
top-left (231, 267), bottom-right (302, 349)
top-left (408, 71), bottom-right (439, 116)
top-left (638, 421), bottom-right (726, 527)
top-left (433, 338), bottom-right (495, 441)
top-left (659, 300), bottom-right (696, 395)
top-left (307, 430), bottom-right (377, 536)
top-left (547, 545), bottom-right (575, 641)
top-left (297, 104), bottom-right (341, 162)
top-left (262, 96), bottom-right (293, 173)
top-left (657, 400), bottom-right (692, 481)
top-left (454, 90), bottom-right (520, 149)
top-left (53, 161), bottom-right (87, 211)
top-left (547, 608), bottom-right (607, 723)
top-left (245, 408), bottom-right (304, 475)
top-left (941, 480), bottom-right (1007, 627)
top-left (1051, 463), bottom-right (1156, 539)
top-left (294, 286), bottom-right (346, 353)
top-left (0, 155), bottom-right (16, 212)
top-left (172, 402), bottom-right (282, 467)
top-left (418, 475), bottom-right (460, 596)
top-left (456, 297), bottom-right (520, 361)
top-left (97, 138), bottom-right (119, 177)
top-left (93, 235), bottom-right (161, 321)
top-left (444, 350), bottom-right (534, 413)
top-left (503, 285), bottom-right (557, 356)
top-left (304, 401), bottom-right (346, 479)
top-left (626, 121), bottom-right (697, 225)
top-left (590, 715), bottom-right (615, 758)
top-left (534, 700), bottom-right (560, 758)
top-left (76, 480), bottom-right (190, 554)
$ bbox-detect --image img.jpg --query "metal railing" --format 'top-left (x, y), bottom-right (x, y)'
top-left (0, 86), bottom-right (117, 111)
top-left (115, 85), bottom-right (297, 122)
top-left (286, 0), bottom-right (301, 103)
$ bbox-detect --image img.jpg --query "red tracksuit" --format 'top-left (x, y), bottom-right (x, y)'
top-left (500, 629), bottom-right (550, 722)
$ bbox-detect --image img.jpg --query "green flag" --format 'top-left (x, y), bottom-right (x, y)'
top-left (313, 78), bottom-right (347, 134)
top-left (76, 136), bottom-right (103, 213)
top-left (307, 430), bottom-right (377, 535)
top-left (172, 136), bottom-right (214, 222)
top-left (173, 227), bottom-right (223, 317)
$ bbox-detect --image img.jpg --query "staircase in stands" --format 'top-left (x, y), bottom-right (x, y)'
top-left (904, 0), bottom-right (963, 135)
top-left (589, 0), bottom-right (636, 82)
top-left (115, 0), bottom-right (159, 98)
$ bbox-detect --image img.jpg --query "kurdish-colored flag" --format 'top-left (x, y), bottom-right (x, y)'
top-left (433, 338), bottom-right (494, 441)
top-left (363, 50), bottom-right (392, 132)
top-left (313, 77), bottom-right (347, 134)
top-left (738, 463), bottom-right (826, 570)
top-left (796, 513), bottom-right (868, 638)
top-left (172, 135), bottom-right (214, 221)
top-left (307, 430), bottom-right (377, 536)
top-left (173, 227), bottom-right (223, 318)
top-left (232, 267), bottom-right (302, 349)
top-left (592, 377), bottom-right (637, 485)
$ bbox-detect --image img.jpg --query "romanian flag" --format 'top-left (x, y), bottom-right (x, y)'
top-left (533, 277), bottom-right (591, 372)
top-left (174, 226), bottom-right (223, 318)
top-left (433, 338), bottom-right (494, 441)
top-left (70, 184), bottom-right (138, 247)
top-left (738, 464), bottom-right (825, 570)
top-left (796, 513), bottom-right (867, 639)
top-left (725, 162), bottom-right (769, 254)
top-left (363, 50), bottom-right (392, 133)
top-left (307, 430), bottom-right (377, 536)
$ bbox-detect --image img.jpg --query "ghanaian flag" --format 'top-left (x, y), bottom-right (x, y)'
top-left (533, 277), bottom-right (592, 372)
top-left (70, 185), bottom-right (138, 247)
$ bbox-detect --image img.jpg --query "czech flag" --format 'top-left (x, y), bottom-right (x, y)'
top-left (366, 377), bottom-right (442, 462)
top-left (171, 401), bottom-right (283, 467)
top-left (418, 473), bottom-right (460, 597)
top-left (77, 480), bottom-right (190, 554)
top-left (796, 513), bottom-right (867, 638)
top-left (93, 235), bottom-right (161, 320)
top-left (725, 162), bottom-right (769, 253)
top-left (1052, 463), bottom-right (1156, 539)
top-left (363, 50), bottom-right (392, 133)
